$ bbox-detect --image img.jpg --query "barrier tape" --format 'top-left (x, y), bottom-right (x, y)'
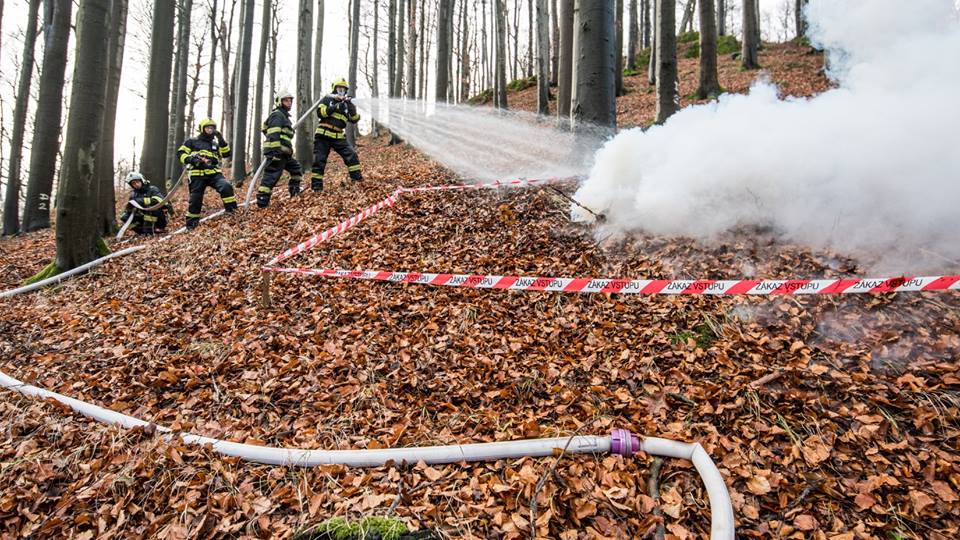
top-left (263, 178), bottom-right (960, 297)
top-left (262, 268), bottom-right (960, 296)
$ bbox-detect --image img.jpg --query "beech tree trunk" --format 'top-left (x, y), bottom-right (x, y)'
top-left (167, 0), bottom-right (193, 186)
top-left (493, 0), bottom-right (508, 109)
top-left (141, 1), bottom-right (175, 193)
top-left (232, 0), bottom-right (254, 183)
top-left (654, 0), bottom-right (678, 123)
top-left (627, 0), bottom-right (638, 71)
top-left (615, 0), bottom-right (625, 96)
top-left (346, 0), bottom-right (360, 146)
top-left (536, 0), bottom-right (550, 115)
top-left (295, 0), bottom-right (313, 167)
top-left (395, 0), bottom-right (406, 97)
top-left (252, 0), bottom-right (271, 172)
top-left (436, 0), bottom-right (453, 103)
top-left (717, 0), bottom-right (726, 36)
top-left (406, 0), bottom-right (417, 98)
top-left (696, 0), bottom-right (721, 99)
top-left (742, 0), bottom-right (759, 69)
top-left (22, 0), bottom-right (71, 232)
top-left (96, 0), bottom-right (128, 235)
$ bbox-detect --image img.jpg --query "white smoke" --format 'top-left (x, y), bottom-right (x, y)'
top-left (574, 0), bottom-right (960, 273)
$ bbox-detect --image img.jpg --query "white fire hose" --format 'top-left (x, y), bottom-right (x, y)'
top-left (0, 370), bottom-right (734, 539)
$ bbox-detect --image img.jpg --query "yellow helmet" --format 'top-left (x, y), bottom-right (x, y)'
top-left (275, 89), bottom-right (294, 108)
top-left (198, 118), bottom-right (217, 133)
top-left (331, 78), bottom-right (349, 92)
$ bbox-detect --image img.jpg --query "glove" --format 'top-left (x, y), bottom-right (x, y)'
top-left (186, 155), bottom-right (202, 167)
top-left (166, 205), bottom-right (175, 217)
top-left (215, 130), bottom-right (227, 146)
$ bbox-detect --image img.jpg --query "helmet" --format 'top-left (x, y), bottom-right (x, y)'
top-left (198, 118), bottom-right (217, 133)
top-left (126, 171), bottom-right (148, 188)
top-left (331, 78), bottom-right (349, 93)
top-left (275, 89), bottom-right (294, 108)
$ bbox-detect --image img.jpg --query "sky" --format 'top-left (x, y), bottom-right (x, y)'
top-left (0, 0), bottom-right (810, 172)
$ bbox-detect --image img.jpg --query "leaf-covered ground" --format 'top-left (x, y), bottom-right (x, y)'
top-left (1, 44), bottom-right (958, 540)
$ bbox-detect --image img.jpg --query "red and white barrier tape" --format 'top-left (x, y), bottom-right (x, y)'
top-left (262, 268), bottom-right (960, 296)
top-left (263, 179), bottom-right (960, 296)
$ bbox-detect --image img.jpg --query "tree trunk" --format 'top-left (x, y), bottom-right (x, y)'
top-left (459, 0), bottom-right (470, 101)
top-left (615, 0), bottom-right (625, 96)
top-left (647, 0), bottom-right (656, 85)
top-left (56, 0), bottom-right (111, 270)
top-left (387, 0), bottom-right (396, 97)
top-left (627, 0), bottom-right (638, 71)
top-left (550, 0), bottom-right (559, 86)
top-left (572, 0), bottom-right (616, 137)
top-left (436, 0), bottom-right (453, 103)
top-left (418, 0), bottom-right (426, 98)
top-left (167, 0), bottom-right (192, 187)
top-left (346, 0), bottom-right (360, 147)
top-left (556, 0), bottom-right (572, 123)
top-left (526, 0), bottom-right (533, 78)
top-left (696, 0), bottom-right (720, 99)
top-left (314, 0), bottom-right (324, 99)
top-left (207, 0), bottom-right (217, 117)
top-left (140, 1), bottom-right (175, 193)
top-left (511, 0), bottom-right (519, 80)
top-left (252, 0), bottom-right (271, 173)
top-left (493, 0), bottom-right (508, 109)
top-left (406, 0), bottom-right (417, 98)
top-left (2, 0), bottom-right (40, 236)
top-left (395, 0), bottom-right (405, 97)
top-left (795, 0), bottom-right (807, 39)
top-left (269, 1), bottom-right (278, 106)
top-left (536, 0), bottom-right (549, 115)
top-left (231, 0), bottom-right (253, 184)
top-left (185, 33), bottom-right (206, 144)
top-left (716, 0), bottom-right (725, 36)
top-left (679, 0), bottom-right (695, 34)
top-left (741, 0), bottom-right (759, 69)
top-left (22, 0), bottom-right (71, 232)
top-left (642, 0), bottom-right (650, 48)
top-left (654, 0), bottom-right (677, 123)
top-left (295, 0), bottom-right (313, 167)
top-left (96, 0), bottom-right (128, 236)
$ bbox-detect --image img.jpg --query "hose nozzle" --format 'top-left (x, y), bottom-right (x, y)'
top-left (610, 429), bottom-right (641, 457)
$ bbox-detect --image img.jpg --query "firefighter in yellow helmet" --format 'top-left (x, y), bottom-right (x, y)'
top-left (257, 90), bottom-right (304, 208)
top-left (311, 78), bottom-right (362, 191)
top-left (177, 119), bottom-right (237, 229)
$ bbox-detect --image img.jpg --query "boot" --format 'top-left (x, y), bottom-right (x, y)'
top-left (311, 178), bottom-right (324, 192)
top-left (289, 181), bottom-right (301, 197)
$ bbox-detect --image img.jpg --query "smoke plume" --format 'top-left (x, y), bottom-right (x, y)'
top-left (574, 0), bottom-right (960, 273)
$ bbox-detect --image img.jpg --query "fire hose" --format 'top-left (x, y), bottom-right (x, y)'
top-left (115, 166), bottom-right (191, 241)
top-left (0, 370), bottom-right (735, 539)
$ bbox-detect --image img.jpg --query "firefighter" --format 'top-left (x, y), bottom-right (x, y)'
top-left (311, 78), bottom-right (363, 191)
top-left (177, 118), bottom-right (238, 230)
top-left (119, 172), bottom-right (173, 234)
top-left (257, 90), bottom-right (304, 208)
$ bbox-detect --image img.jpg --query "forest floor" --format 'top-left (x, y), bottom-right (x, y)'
top-left (1, 42), bottom-right (958, 540)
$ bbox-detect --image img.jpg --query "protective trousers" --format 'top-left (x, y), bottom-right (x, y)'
top-left (186, 173), bottom-right (237, 229)
top-left (311, 135), bottom-right (362, 191)
top-left (257, 154), bottom-right (304, 208)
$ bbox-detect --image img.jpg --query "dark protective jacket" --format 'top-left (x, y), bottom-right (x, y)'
top-left (262, 106), bottom-right (295, 156)
top-left (315, 94), bottom-right (360, 139)
top-left (121, 184), bottom-right (172, 224)
top-left (177, 132), bottom-right (232, 177)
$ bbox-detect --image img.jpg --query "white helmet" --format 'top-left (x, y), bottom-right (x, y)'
top-left (275, 89), bottom-right (295, 108)
top-left (126, 171), bottom-right (147, 187)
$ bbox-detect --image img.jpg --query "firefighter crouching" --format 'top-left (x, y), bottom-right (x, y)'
top-left (257, 90), bottom-right (304, 208)
top-left (311, 78), bottom-right (363, 192)
top-left (120, 172), bottom-right (173, 234)
top-left (177, 118), bottom-right (238, 230)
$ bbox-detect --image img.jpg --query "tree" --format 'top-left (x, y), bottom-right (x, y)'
top-left (2, 0), bottom-right (40, 236)
top-left (615, 0), bottom-right (625, 97)
top-left (679, 0), bottom-right (695, 34)
top-left (314, 0), bottom-right (324, 99)
top-left (795, 0), bottom-right (808, 39)
top-left (22, 0), bottom-right (72, 232)
top-left (572, 0), bottom-right (616, 137)
top-left (536, 0), bottom-right (549, 115)
top-left (493, 0), bottom-right (508, 109)
top-left (459, 0), bottom-right (470, 101)
top-left (526, 0), bottom-right (533, 78)
top-left (141, 1), bottom-right (175, 193)
top-left (56, 0), bottom-right (112, 271)
top-left (550, 0), bottom-right (559, 85)
top-left (717, 0), bottom-right (726, 36)
top-left (295, 0), bottom-right (313, 167)
top-left (742, 0), bottom-right (759, 69)
top-left (252, 0), bottom-right (271, 173)
top-left (231, 0), bottom-right (254, 184)
top-left (436, 0), bottom-right (453, 103)
top-left (394, 0), bottom-right (405, 97)
top-left (556, 0), bottom-right (572, 123)
top-left (627, 0), bottom-right (638, 71)
top-left (642, 0), bottom-right (650, 47)
top-left (406, 0), bottom-right (417, 98)
top-left (647, 1), bottom-right (656, 85)
top-left (218, 0), bottom-right (238, 141)
top-left (207, 0), bottom-right (218, 117)
top-left (388, 0), bottom-right (396, 97)
top-left (346, 0), bottom-right (360, 147)
top-left (166, 0), bottom-right (193, 186)
top-left (96, 0), bottom-right (129, 236)
top-left (654, 0), bottom-right (678, 123)
top-left (696, 0), bottom-right (721, 99)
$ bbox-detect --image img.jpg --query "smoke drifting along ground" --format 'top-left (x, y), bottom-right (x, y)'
top-left (361, 98), bottom-right (602, 182)
top-left (574, 0), bottom-right (960, 273)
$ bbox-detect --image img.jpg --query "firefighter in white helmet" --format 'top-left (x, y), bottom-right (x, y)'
top-left (257, 89), bottom-right (304, 208)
